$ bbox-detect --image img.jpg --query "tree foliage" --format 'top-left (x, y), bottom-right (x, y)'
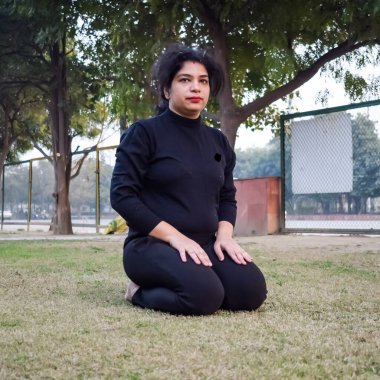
top-left (352, 113), bottom-right (380, 200)
top-left (103, 0), bottom-right (380, 146)
top-left (234, 138), bottom-right (281, 179)
top-left (0, 0), bottom-right (109, 233)
top-left (0, 8), bottom-right (47, 181)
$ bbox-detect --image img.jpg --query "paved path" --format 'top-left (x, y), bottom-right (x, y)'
top-left (1, 231), bottom-right (379, 254)
top-left (0, 231), bottom-right (122, 241)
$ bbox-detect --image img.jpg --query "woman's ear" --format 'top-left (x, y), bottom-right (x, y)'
top-left (164, 88), bottom-right (170, 100)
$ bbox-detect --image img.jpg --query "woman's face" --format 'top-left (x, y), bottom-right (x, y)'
top-left (166, 61), bottom-right (210, 119)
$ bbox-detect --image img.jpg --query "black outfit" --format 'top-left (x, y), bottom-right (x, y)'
top-left (110, 109), bottom-right (267, 315)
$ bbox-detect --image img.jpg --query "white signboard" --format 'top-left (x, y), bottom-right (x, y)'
top-left (291, 112), bottom-right (353, 194)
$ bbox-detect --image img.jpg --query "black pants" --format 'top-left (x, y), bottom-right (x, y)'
top-left (123, 236), bottom-right (267, 315)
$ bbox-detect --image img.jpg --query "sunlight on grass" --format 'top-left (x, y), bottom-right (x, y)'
top-left (0, 238), bottom-right (379, 379)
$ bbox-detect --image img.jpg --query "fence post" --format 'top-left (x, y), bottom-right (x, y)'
top-left (27, 160), bottom-right (33, 232)
top-left (1, 165), bottom-right (5, 230)
top-left (95, 149), bottom-right (100, 233)
top-left (280, 114), bottom-right (286, 232)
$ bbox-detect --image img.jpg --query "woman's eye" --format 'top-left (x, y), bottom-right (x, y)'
top-left (200, 79), bottom-right (209, 84)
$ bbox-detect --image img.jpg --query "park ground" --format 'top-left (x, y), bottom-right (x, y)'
top-left (0, 232), bottom-right (379, 379)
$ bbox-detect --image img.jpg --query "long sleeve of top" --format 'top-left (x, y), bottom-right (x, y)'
top-left (110, 109), bottom-right (237, 243)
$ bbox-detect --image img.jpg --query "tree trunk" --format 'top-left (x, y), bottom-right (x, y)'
top-left (338, 194), bottom-right (344, 213)
top-left (52, 155), bottom-right (72, 234)
top-left (0, 104), bottom-right (15, 190)
top-left (119, 115), bottom-right (128, 134)
top-left (195, 1), bottom-right (243, 148)
top-left (220, 111), bottom-right (242, 149)
top-left (360, 197), bottom-right (367, 214)
top-left (49, 37), bottom-right (73, 235)
top-left (0, 126), bottom-right (10, 186)
top-left (352, 196), bottom-right (360, 214)
top-left (213, 45), bottom-right (244, 148)
top-left (0, 148), bottom-right (9, 197)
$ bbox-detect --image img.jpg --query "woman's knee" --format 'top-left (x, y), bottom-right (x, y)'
top-left (224, 265), bottom-right (267, 311)
top-left (182, 278), bottom-right (225, 315)
top-left (248, 267), bottom-right (267, 310)
top-left (227, 284), bottom-right (267, 312)
top-left (246, 282), bottom-right (267, 311)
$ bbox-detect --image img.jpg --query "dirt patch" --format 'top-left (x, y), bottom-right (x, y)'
top-left (237, 234), bottom-right (380, 255)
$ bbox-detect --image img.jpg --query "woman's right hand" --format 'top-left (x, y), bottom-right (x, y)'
top-left (168, 234), bottom-right (212, 266)
top-left (149, 221), bottom-right (212, 266)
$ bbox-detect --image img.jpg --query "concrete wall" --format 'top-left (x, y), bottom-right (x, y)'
top-left (234, 177), bottom-right (281, 236)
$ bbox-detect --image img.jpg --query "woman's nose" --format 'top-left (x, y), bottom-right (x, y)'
top-left (190, 80), bottom-right (201, 91)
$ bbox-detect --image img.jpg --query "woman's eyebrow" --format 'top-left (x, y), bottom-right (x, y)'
top-left (176, 73), bottom-right (209, 78)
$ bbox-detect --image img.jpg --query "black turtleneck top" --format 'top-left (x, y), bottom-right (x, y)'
top-left (110, 108), bottom-right (237, 244)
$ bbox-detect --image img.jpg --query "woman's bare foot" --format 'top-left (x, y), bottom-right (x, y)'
top-left (125, 280), bottom-right (140, 302)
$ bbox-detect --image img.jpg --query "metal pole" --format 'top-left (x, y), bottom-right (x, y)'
top-left (280, 115), bottom-right (286, 232)
top-left (281, 98), bottom-right (380, 120)
top-left (1, 165), bottom-right (5, 230)
top-left (95, 149), bottom-right (100, 233)
top-left (27, 160), bottom-right (33, 232)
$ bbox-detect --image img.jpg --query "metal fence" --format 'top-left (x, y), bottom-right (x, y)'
top-left (280, 99), bottom-right (380, 234)
top-left (2, 99), bottom-right (380, 235)
top-left (0, 146), bottom-right (118, 233)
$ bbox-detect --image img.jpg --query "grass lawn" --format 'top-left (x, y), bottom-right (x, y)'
top-left (0, 237), bottom-right (379, 379)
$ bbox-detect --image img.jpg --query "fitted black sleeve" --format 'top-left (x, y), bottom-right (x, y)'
top-left (217, 133), bottom-right (237, 226)
top-left (110, 123), bottom-right (162, 235)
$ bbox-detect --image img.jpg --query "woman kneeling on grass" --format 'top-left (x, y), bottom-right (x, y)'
top-left (110, 44), bottom-right (267, 315)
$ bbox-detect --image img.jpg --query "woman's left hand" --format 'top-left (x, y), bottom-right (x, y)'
top-left (214, 237), bottom-right (253, 265)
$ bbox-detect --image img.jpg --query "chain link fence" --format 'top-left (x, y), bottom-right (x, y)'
top-left (281, 99), bottom-right (380, 234)
top-left (1, 146), bottom-right (118, 233)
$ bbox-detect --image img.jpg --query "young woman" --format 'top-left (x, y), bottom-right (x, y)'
top-left (110, 44), bottom-right (267, 315)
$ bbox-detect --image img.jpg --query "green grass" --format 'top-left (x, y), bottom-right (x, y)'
top-left (0, 238), bottom-right (379, 379)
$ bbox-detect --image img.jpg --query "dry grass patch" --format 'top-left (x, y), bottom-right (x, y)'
top-left (0, 238), bottom-right (379, 379)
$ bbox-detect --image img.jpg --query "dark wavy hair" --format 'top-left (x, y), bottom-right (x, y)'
top-left (151, 44), bottom-right (224, 114)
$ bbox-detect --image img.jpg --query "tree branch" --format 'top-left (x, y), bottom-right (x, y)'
top-left (65, 47), bottom-right (75, 56)
top-left (31, 142), bottom-right (52, 163)
top-left (70, 144), bottom-right (98, 180)
top-left (239, 39), bottom-right (379, 121)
